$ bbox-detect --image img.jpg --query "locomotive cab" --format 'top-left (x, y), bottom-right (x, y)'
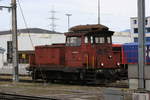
top-left (64, 24), bottom-right (117, 69)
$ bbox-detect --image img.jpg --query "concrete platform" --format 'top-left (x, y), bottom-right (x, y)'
top-left (129, 79), bottom-right (138, 89)
top-left (0, 64), bottom-right (29, 75)
top-left (128, 64), bottom-right (150, 91)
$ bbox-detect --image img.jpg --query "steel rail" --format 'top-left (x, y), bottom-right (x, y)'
top-left (0, 92), bottom-right (58, 100)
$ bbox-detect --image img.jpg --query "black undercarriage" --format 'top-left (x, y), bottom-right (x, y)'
top-left (27, 65), bottom-right (127, 85)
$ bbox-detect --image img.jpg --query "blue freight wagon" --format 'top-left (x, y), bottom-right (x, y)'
top-left (123, 43), bottom-right (150, 64)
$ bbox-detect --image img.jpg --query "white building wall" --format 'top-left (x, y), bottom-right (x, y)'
top-left (0, 33), bottom-right (65, 63)
top-left (0, 35), bottom-right (11, 62)
top-left (0, 54), bottom-right (3, 68)
top-left (0, 48), bottom-right (4, 68)
top-left (18, 33), bottom-right (65, 50)
top-left (112, 32), bottom-right (133, 44)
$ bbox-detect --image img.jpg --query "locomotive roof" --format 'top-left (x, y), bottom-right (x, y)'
top-left (69, 24), bottom-right (108, 32)
top-left (65, 24), bottom-right (114, 36)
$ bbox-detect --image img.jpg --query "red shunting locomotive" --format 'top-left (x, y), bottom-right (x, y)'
top-left (28, 24), bottom-right (127, 84)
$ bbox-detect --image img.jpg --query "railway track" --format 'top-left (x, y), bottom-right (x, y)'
top-left (0, 74), bottom-right (128, 88)
top-left (0, 92), bottom-right (58, 100)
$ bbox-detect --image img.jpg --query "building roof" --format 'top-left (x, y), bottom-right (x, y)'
top-left (0, 28), bottom-right (62, 35)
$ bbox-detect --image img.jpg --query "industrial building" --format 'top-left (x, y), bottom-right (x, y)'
top-left (112, 31), bottom-right (133, 44)
top-left (0, 28), bottom-right (65, 64)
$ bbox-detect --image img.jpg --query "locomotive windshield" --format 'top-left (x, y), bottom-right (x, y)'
top-left (107, 37), bottom-right (111, 43)
top-left (95, 37), bottom-right (105, 43)
top-left (66, 37), bottom-right (81, 46)
top-left (94, 36), bottom-right (111, 44)
top-left (84, 36), bottom-right (111, 44)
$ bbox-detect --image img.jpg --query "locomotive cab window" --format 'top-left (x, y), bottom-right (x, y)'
top-left (66, 37), bottom-right (81, 46)
top-left (106, 37), bottom-right (111, 43)
top-left (93, 36), bottom-right (111, 44)
top-left (95, 37), bottom-right (105, 44)
top-left (91, 36), bottom-right (93, 44)
top-left (84, 36), bottom-right (88, 43)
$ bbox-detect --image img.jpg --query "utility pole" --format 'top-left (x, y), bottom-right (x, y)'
top-left (0, 0), bottom-right (18, 82)
top-left (11, 0), bottom-right (19, 82)
top-left (138, 0), bottom-right (145, 90)
top-left (98, 0), bottom-right (100, 24)
top-left (66, 14), bottom-right (72, 31)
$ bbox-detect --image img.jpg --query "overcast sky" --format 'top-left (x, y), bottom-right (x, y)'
top-left (0, 0), bottom-right (149, 32)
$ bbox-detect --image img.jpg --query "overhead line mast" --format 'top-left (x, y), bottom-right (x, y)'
top-left (49, 7), bottom-right (57, 32)
top-left (12, 0), bottom-right (19, 82)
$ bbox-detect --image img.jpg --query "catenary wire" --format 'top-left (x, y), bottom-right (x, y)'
top-left (17, 0), bottom-right (34, 49)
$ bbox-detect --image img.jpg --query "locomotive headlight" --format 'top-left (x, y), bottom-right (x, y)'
top-left (101, 63), bottom-right (104, 66)
top-left (108, 55), bottom-right (112, 59)
top-left (117, 62), bottom-right (120, 66)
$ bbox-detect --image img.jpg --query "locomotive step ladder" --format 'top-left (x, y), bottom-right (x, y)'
top-left (84, 69), bottom-right (97, 84)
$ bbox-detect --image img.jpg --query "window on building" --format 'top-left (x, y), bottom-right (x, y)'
top-left (146, 19), bottom-right (148, 25)
top-left (7, 41), bottom-right (13, 63)
top-left (18, 53), bottom-right (30, 64)
top-left (134, 38), bottom-right (138, 42)
top-left (146, 27), bottom-right (150, 33)
top-left (146, 37), bottom-right (150, 42)
top-left (134, 37), bottom-right (150, 42)
top-left (134, 28), bottom-right (138, 33)
top-left (133, 20), bottom-right (137, 24)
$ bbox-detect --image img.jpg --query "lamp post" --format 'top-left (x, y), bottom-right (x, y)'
top-left (66, 13), bottom-right (72, 31)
